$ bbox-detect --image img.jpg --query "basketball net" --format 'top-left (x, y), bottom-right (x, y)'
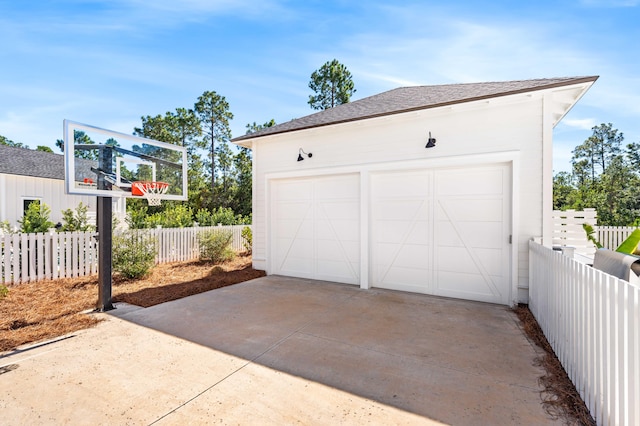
top-left (132, 181), bottom-right (169, 206)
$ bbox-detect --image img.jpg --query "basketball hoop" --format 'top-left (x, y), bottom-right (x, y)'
top-left (132, 181), bottom-right (169, 206)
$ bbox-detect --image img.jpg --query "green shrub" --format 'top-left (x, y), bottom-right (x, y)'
top-left (19, 201), bottom-right (54, 233)
top-left (126, 206), bottom-right (150, 229)
top-left (147, 204), bottom-right (194, 228)
top-left (0, 284), bottom-right (8, 300)
top-left (60, 202), bottom-right (94, 232)
top-left (0, 220), bottom-right (12, 234)
top-left (195, 208), bottom-right (214, 226)
top-left (195, 207), bottom-right (249, 226)
top-left (112, 231), bottom-right (157, 279)
top-left (198, 230), bottom-right (235, 263)
top-left (164, 204), bottom-right (194, 228)
top-left (241, 226), bottom-right (252, 253)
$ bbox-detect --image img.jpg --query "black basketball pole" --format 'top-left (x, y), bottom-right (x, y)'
top-left (96, 146), bottom-right (114, 311)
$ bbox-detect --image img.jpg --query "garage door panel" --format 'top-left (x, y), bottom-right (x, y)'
top-left (274, 220), bottom-right (300, 239)
top-left (275, 219), bottom-right (313, 239)
top-left (315, 177), bottom-right (359, 199)
top-left (436, 246), bottom-right (503, 277)
top-left (377, 265), bottom-right (431, 287)
top-left (436, 199), bottom-right (504, 222)
top-left (436, 246), bottom-right (476, 274)
top-left (405, 220), bottom-right (431, 244)
top-left (373, 221), bottom-right (409, 243)
top-left (287, 238), bottom-right (313, 257)
top-left (374, 245), bottom-right (431, 274)
top-left (371, 164), bottom-right (510, 305)
top-left (271, 174), bottom-right (360, 285)
top-left (275, 181), bottom-right (313, 201)
top-left (436, 168), bottom-right (504, 196)
top-left (372, 172), bottom-right (431, 198)
top-left (394, 244), bottom-right (431, 267)
top-left (316, 221), bottom-right (359, 242)
top-left (280, 255), bottom-right (313, 274)
top-left (436, 271), bottom-right (502, 302)
top-left (434, 222), bottom-right (463, 247)
top-left (442, 222), bottom-right (504, 249)
top-left (276, 202), bottom-right (312, 219)
top-left (374, 242), bottom-right (402, 264)
top-left (338, 241), bottom-right (360, 262)
top-left (475, 248), bottom-right (505, 276)
top-left (372, 200), bottom-right (427, 221)
top-left (319, 201), bottom-right (360, 220)
top-left (316, 260), bottom-right (358, 283)
top-left (319, 220), bottom-right (359, 241)
top-left (316, 239), bottom-right (351, 261)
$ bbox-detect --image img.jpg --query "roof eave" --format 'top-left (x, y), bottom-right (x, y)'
top-left (548, 78), bottom-right (599, 128)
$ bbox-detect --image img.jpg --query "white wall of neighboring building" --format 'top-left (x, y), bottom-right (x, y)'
top-left (0, 174), bottom-right (98, 228)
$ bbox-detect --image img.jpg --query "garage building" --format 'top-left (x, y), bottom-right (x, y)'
top-left (232, 76), bottom-right (597, 306)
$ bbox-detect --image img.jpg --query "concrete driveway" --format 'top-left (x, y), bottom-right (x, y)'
top-left (0, 276), bottom-right (557, 425)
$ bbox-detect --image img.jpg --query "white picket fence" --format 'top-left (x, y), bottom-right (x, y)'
top-left (529, 240), bottom-right (640, 425)
top-left (597, 226), bottom-right (636, 251)
top-left (1, 225), bottom-right (249, 285)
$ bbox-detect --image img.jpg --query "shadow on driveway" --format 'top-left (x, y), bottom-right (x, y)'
top-left (110, 275), bottom-right (556, 425)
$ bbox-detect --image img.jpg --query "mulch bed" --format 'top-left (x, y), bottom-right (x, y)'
top-left (514, 305), bottom-right (596, 425)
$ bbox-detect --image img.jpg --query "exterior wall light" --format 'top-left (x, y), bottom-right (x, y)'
top-left (297, 148), bottom-right (312, 161)
top-left (426, 132), bottom-right (436, 148)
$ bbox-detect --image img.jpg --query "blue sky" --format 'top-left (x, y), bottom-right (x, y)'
top-left (1, 0), bottom-right (638, 173)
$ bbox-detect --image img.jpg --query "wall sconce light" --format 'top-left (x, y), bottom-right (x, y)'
top-left (425, 132), bottom-right (436, 148)
top-left (297, 148), bottom-right (312, 161)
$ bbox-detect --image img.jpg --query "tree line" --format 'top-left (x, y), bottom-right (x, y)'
top-left (554, 123), bottom-right (640, 226)
top-left (1, 59), bottom-right (358, 225)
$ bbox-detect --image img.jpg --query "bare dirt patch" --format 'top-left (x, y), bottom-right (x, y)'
top-left (0, 255), bottom-right (264, 353)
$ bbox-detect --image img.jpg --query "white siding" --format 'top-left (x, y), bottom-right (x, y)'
top-left (0, 174), bottom-right (97, 227)
top-left (251, 93), bottom-right (547, 304)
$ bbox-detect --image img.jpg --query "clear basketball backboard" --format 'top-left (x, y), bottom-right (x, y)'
top-left (63, 120), bottom-right (188, 201)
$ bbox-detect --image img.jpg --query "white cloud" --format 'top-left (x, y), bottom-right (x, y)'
top-left (561, 118), bottom-right (597, 130)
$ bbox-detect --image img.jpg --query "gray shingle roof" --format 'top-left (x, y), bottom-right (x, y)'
top-left (0, 144), bottom-right (66, 180)
top-left (232, 76), bottom-right (598, 142)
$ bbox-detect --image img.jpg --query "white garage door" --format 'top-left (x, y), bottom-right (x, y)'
top-left (271, 174), bottom-right (360, 285)
top-left (370, 164), bottom-right (511, 304)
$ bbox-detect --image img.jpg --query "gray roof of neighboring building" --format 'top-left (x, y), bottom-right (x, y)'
top-left (0, 144), bottom-right (66, 180)
top-left (232, 76), bottom-right (598, 142)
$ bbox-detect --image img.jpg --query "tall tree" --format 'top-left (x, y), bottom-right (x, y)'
top-left (214, 140), bottom-right (235, 207)
top-left (625, 142), bottom-right (640, 172)
top-left (572, 123), bottom-right (623, 179)
top-left (308, 59), bottom-right (356, 110)
top-left (173, 108), bottom-right (201, 147)
top-left (589, 123), bottom-right (623, 174)
top-left (194, 91), bottom-right (233, 193)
